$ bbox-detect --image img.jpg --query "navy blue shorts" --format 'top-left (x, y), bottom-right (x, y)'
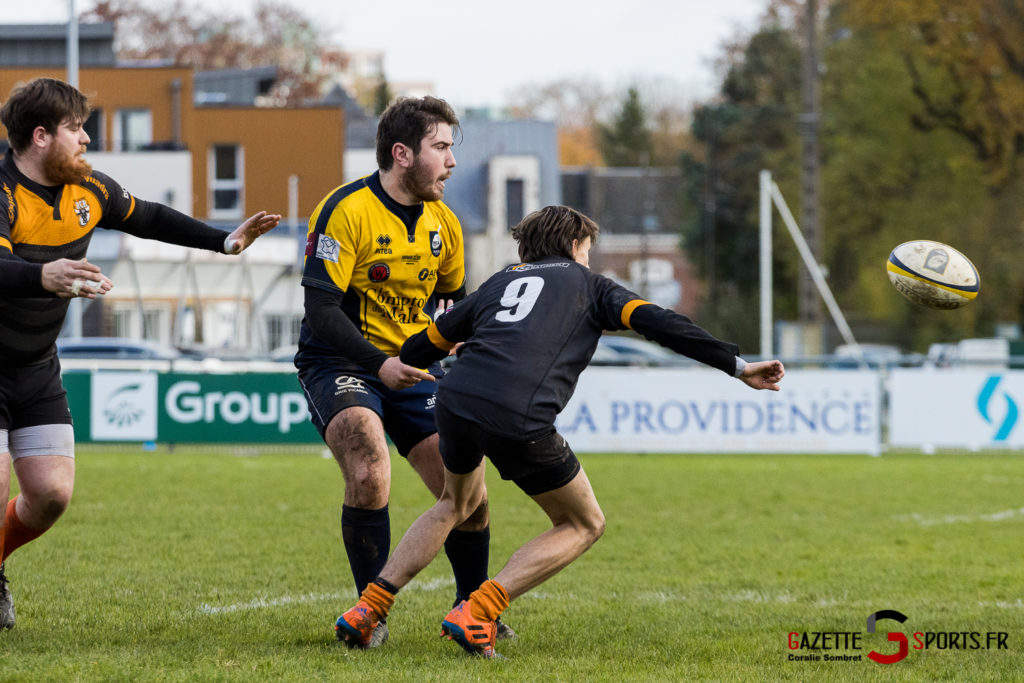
top-left (0, 355), bottom-right (72, 432)
top-left (296, 357), bottom-right (442, 457)
top-left (434, 401), bottom-right (581, 496)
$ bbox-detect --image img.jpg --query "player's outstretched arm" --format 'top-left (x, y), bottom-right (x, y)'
top-left (41, 258), bottom-right (113, 299)
top-left (223, 211), bottom-right (283, 254)
top-left (737, 359), bottom-right (785, 391)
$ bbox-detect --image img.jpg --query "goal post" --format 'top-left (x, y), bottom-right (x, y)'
top-left (759, 170), bottom-right (864, 363)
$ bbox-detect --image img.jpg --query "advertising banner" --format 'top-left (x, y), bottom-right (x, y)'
top-left (889, 369), bottom-right (1023, 449)
top-left (555, 368), bottom-right (881, 454)
top-left (63, 370), bottom-right (319, 443)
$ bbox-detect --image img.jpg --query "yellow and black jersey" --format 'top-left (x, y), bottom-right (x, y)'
top-left (0, 150), bottom-right (229, 366)
top-left (1, 152), bottom-right (134, 365)
top-left (299, 170), bottom-right (466, 359)
top-left (400, 256), bottom-right (740, 437)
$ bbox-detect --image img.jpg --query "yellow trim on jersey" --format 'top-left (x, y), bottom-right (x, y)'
top-left (0, 236), bottom-right (10, 252)
top-left (426, 322), bottom-right (456, 351)
top-left (621, 299), bottom-right (652, 328)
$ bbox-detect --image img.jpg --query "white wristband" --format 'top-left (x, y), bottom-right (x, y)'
top-left (733, 357), bottom-right (747, 377)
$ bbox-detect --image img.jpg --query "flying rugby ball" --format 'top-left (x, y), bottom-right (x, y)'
top-left (886, 240), bottom-right (979, 309)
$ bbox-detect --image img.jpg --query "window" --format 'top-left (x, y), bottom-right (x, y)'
top-left (112, 303), bottom-right (170, 343)
top-left (115, 109), bottom-right (152, 151)
top-left (83, 109), bottom-right (103, 151)
top-left (209, 144), bottom-right (244, 218)
top-left (505, 178), bottom-right (525, 230)
top-left (265, 314), bottom-right (302, 351)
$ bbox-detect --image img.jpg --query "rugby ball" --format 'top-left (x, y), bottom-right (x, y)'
top-left (886, 240), bottom-right (979, 309)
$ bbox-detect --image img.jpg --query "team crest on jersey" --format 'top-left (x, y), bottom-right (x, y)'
top-left (73, 198), bottom-right (90, 226)
top-left (316, 234), bottom-right (340, 263)
top-left (429, 231), bottom-right (442, 256)
top-left (368, 262), bottom-right (390, 282)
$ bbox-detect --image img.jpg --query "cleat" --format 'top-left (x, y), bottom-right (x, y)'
top-left (335, 601), bottom-right (387, 649)
top-left (441, 601), bottom-right (499, 658)
top-left (495, 617), bottom-right (516, 641)
top-left (0, 563), bottom-right (14, 630)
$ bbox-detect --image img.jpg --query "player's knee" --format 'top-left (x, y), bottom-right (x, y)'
top-left (457, 496), bottom-right (489, 530)
top-left (32, 485), bottom-right (72, 523)
top-left (580, 509), bottom-right (605, 546)
top-left (345, 472), bottom-right (389, 507)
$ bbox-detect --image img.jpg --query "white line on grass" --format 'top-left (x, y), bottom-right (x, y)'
top-left (196, 577), bottom-right (457, 615)
top-left (978, 599), bottom-right (1024, 610)
top-left (198, 592), bottom-right (344, 614)
top-left (895, 507), bottom-right (1024, 526)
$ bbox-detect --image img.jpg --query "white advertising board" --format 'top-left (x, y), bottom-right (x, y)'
top-left (554, 368), bottom-right (881, 454)
top-left (90, 372), bottom-right (159, 441)
top-left (889, 369), bottom-right (1023, 449)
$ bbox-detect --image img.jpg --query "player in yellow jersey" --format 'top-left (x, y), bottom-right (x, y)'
top-left (295, 96), bottom-right (510, 647)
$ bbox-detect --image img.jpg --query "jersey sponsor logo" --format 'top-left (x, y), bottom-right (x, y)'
top-left (334, 375), bottom-right (369, 396)
top-left (429, 230), bottom-right (442, 256)
top-left (316, 234), bottom-right (340, 263)
top-left (73, 197), bottom-right (91, 226)
top-left (3, 182), bottom-right (14, 223)
top-left (369, 287), bottom-right (427, 323)
top-left (375, 234), bottom-right (393, 254)
top-left (506, 262), bottom-right (571, 272)
top-left (83, 175), bottom-right (109, 199)
top-left (368, 262), bottom-right (391, 282)
top-left (402, 254), bottom-right (421, 264)
top-left (418, 268), bottom-right (438, 282)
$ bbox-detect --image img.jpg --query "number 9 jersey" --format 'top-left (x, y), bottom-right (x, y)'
top-left (401, 256), bottom-right (741, 437)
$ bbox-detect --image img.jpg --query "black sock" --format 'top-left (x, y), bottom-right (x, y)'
top-left (341, 504), bottom-right (390, 597)
top-left (444, 526), bottom-right (490, 604)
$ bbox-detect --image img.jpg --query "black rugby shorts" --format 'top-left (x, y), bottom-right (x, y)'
top-left (434, 401), bottom-right (581, 496)
top-left (0, 355), bottom-right (72, 431)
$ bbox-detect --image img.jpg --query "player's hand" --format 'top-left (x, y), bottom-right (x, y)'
top-left (42, 258), bottom-right (114, 299)
top-left (738, 359), bottom-right (785, 391)
top-left (433, 298), bottom-right (454, 321)
top-left (224, 211), bottom-right (282, 254)
top-left (377, 356), bottom-right (437, 390)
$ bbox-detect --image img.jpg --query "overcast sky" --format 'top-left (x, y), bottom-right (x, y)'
top-left (7, 0), bottom-right (768, 108)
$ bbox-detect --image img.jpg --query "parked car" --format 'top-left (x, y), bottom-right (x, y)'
top-left (56, 337), bottom-right (182, 360)
top-left (590, 335), bottom-right (689, 367)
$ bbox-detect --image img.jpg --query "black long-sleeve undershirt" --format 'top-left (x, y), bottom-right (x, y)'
top-left (303, 286), bottom-right (390, 374)
top-left (118, 199), bottom-right (228, 252)
top-left (0, 255), bottom-right (50, 297)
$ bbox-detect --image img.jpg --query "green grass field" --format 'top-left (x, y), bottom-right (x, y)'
top-left (1, 446), bottom-right (1022, 681)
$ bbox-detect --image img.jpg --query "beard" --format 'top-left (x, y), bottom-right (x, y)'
top-left (401, 155), bottom-right (448, 202)
top-left (42, 144), bottom-right (92, 185)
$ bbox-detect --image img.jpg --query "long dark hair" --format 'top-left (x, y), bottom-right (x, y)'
top-left (375, 96), bottom-right (459, 171)
top-left (0, 78), bottom-right (91, 153)
top-left (511, 205), bottom-right (600, 262)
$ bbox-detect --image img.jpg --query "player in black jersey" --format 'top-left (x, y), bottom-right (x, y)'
top-left (335, 205), bottom-right (785, 658)
top-left (0, 77), bottom-right (280, 630)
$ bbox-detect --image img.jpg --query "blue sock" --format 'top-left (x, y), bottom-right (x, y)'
top-left (341, 504), bottom-right (390, 597)
top-left (444, 526), bottom-right (490, 604)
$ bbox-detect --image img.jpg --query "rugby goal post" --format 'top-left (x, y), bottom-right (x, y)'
top-left (759, 170), bottom-right (863, 362)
